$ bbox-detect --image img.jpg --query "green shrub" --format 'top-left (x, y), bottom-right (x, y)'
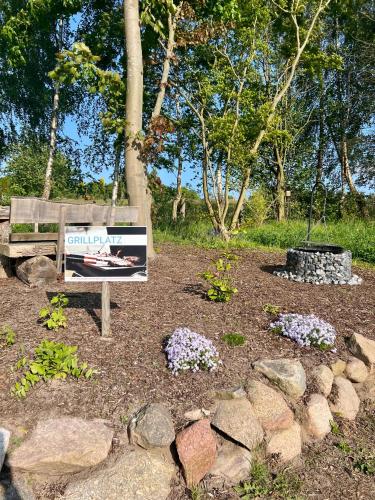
top-left (0, 325), bottom-right (16, 347)
top-left (12, 339), bottom-right (96, 398)
top-left (199, 252), bottom-right (239, 302)
top-left (39, 293), bottom-right (69, 331)
top-left (244, 189), bottom-right (271, 226)
top-left (263, 304), bottom-right (281, 315)
top-left (222, 333), bottom-right (246, 346)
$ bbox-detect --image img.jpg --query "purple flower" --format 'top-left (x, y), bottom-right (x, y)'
top-left (165, 327), bottom-right (221, 375)
top-left (270, 314), bottom-right (336, 350)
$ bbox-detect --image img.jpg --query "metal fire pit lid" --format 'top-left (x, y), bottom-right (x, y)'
top-left (296, 241), bottom-right (345, 254)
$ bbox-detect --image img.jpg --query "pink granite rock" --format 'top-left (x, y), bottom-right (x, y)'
top-left (176, 419), bottom-right (217, 487)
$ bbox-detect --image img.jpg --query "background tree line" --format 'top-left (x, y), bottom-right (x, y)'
top-left (0, 1), bottom-right (374, 252)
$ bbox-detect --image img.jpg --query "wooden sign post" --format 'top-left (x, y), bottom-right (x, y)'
top-left (101, 206), bottom-right (115, 338)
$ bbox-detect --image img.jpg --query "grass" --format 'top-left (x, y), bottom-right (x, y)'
top-left (221, 333), bottom-right (246, 346)
top-left (234, 460), bottom-right (303, 499)
top-left (155, 219), bottom-right (375, 265)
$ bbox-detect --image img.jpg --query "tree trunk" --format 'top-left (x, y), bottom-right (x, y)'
top-left (316, 78), bottom-right (325, 185)
top-left (43, 18), bottom-right (63, 200)
top-left (124, 0), bottom-right (155, 258)
top-left (111, 140), bottom-right (122, 208)
top-left (274, 147), bottom-right (286, 222)
top-left (172, 152), bottom-right (183, 222)
top-left (341, 138), bottom-right (368, 217)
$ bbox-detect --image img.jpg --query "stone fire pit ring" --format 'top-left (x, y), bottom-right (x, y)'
top-left (274, 246), bottom-right (362, 285)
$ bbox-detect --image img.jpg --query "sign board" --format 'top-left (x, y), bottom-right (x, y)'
top-left (65, 226), bottom-right (147, 282)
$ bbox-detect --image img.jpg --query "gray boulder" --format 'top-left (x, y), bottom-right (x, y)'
top-left (253, 359), bottom-right (306, 398)
top-left (16, 256), bottom-right (57, 286)
top-left (0, 427), bottom-right (11, 471)
top-left (63, 448), bottom-right (176, 500)
top-left (211, 399), bottom-right (263, 450)
top-left (128, 403), bottom-right (175, 449)
top-left (8, 417), bottom-right (113, 475)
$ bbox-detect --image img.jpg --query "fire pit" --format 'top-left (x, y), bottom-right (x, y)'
top-left (273, 245), bottom-right (362, 285)
top-left (273, 182), bottom-right (362, 285)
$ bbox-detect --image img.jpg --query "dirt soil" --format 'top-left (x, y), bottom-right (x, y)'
top-left (0, 244), bottom-right (374, 499)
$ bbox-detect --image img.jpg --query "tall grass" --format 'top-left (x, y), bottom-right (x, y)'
top-left (154, 219), bottom-right (375, 264)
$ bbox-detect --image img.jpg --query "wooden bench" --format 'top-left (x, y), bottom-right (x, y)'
top-left (0, 197), bottom-right (139, 261)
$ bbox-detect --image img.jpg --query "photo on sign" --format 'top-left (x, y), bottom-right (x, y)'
top-left (65, 226), bottom-right (147, 282)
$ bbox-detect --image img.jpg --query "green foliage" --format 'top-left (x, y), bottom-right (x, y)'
top-left (222, 333), bottom-right (245, 346)
top-left (199, 252), bottom-right (239, 302)
top-left (353, 453), bottom-right (375, 476)
top-left (1, 140), bottom-right (82, 199)
top-left (263, 304), bottom-right (281, 315)
top-left (0, 325), bottom-right (16, 348)
top-left (329, 420), bottom-right (341, 436)
top-left (244, 189), bottom-right (272, 226)
top-left (336, 440), bottom-right (351, 454)
top-left (12, 339), bottom-right (96, 398)
top-left (39, 293), bottom-right (69, 331)
top-left (234, 461), bottom-right (270, 498)
top-left (49, 42), bottom-right (125, 135)
top-left (235, 460), bottom-right (303, 499)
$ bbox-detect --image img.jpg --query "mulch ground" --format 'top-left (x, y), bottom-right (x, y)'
top-left (0, 244), bottom-right (374, 499)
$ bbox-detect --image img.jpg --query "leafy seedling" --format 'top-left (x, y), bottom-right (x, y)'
top-left (0, 325), bottom-right (16, 347)
top-left (39, 293), bottom-right (69, 331)
top-left (199, 252), bottom-right (239, 303)
top-left (12, 339), bottom-right (96, 398)
top-left (263, 303), bottom-right (281, 315)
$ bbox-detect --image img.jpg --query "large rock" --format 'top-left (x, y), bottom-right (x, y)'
top-left (63, 448), bottom-right (175, 500)
top-left (16, 256), bottom-right (57, 286)
top-left (266, 421), bottom-right (302, 463)
top-left (345, 357), bottom-right (369, 383)
top-left (209, 440), bottom-right (251, 485)
top-left (128, 403), bottom-right (175, 449)
top-left (246, 380), bottom-right (294, 431)
top-left (348, 333), bottom-right (375, 371)
top-left (8, 417), bottom-right (113, 475)
top-left (176, 419), bottom-right (217, 487)
top-left (353, 374), bottom-right (375, 402)
top-left (329, 376), bottom-right (360, 421)
top-left (330, 359), bottom-right (347, 376)
top-left (253, 359), bottom-right (306, 399)
top-left (0, 475), bottom-right (36, 500)
top-left (213, 386), bottom-right (247, 400)
top-left (0, 427), bottom-right (11, 471)
top-left (211, 399), bottom-right (263, 451)
top-left (311, 365), bottom-right (334, 397)
top-left (302, 394), bottom-right (333, 442)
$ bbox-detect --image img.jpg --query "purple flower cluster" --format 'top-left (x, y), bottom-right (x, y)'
top-left (270, 313), bottom-right (336, 349)
top-left (165, 327), bottom-right (221, 375)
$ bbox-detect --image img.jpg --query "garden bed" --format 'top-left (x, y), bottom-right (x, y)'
top-left (0, 244), bottom-right (374, 499)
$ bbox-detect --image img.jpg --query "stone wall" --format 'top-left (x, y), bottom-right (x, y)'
top-left (274, 248), bottom-right (362, 285)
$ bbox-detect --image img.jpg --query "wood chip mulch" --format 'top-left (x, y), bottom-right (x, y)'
top-left (0, 243), bottom-right (374, 499)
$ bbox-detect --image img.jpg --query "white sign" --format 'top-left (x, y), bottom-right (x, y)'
top-left (65, 226), bottom-right (147, 282)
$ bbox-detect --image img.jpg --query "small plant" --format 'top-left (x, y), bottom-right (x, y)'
top-left (270, 313), bottom-right (336, 350)
top-left (12, 339), bottom-right (96, 398)
top-left (235, 460), bottom-right (303, 499)
top-left (222, 333), bottom-right (246, 347)
top-left (336, 440), bottom-right (352, 453)
top-left (39, 293), bottom-right (69, 331)
top-left (234, 461), bottom-right (271, 498)
top-left (0, 325), bottom-right (16, 347)
top-left (199, 252), bottom-right (239, 302)
top-left (330, 420), bottom-right (341, 436)
top-left (353, 452), bottom-right (375, 475)
top-left (263, 304), bottom-right (281, 315)
top-left (165, 327), bottom-right (221, 375)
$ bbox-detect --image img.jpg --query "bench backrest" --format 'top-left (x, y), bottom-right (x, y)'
top-left (9, 197), bottom-right (139, 224)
